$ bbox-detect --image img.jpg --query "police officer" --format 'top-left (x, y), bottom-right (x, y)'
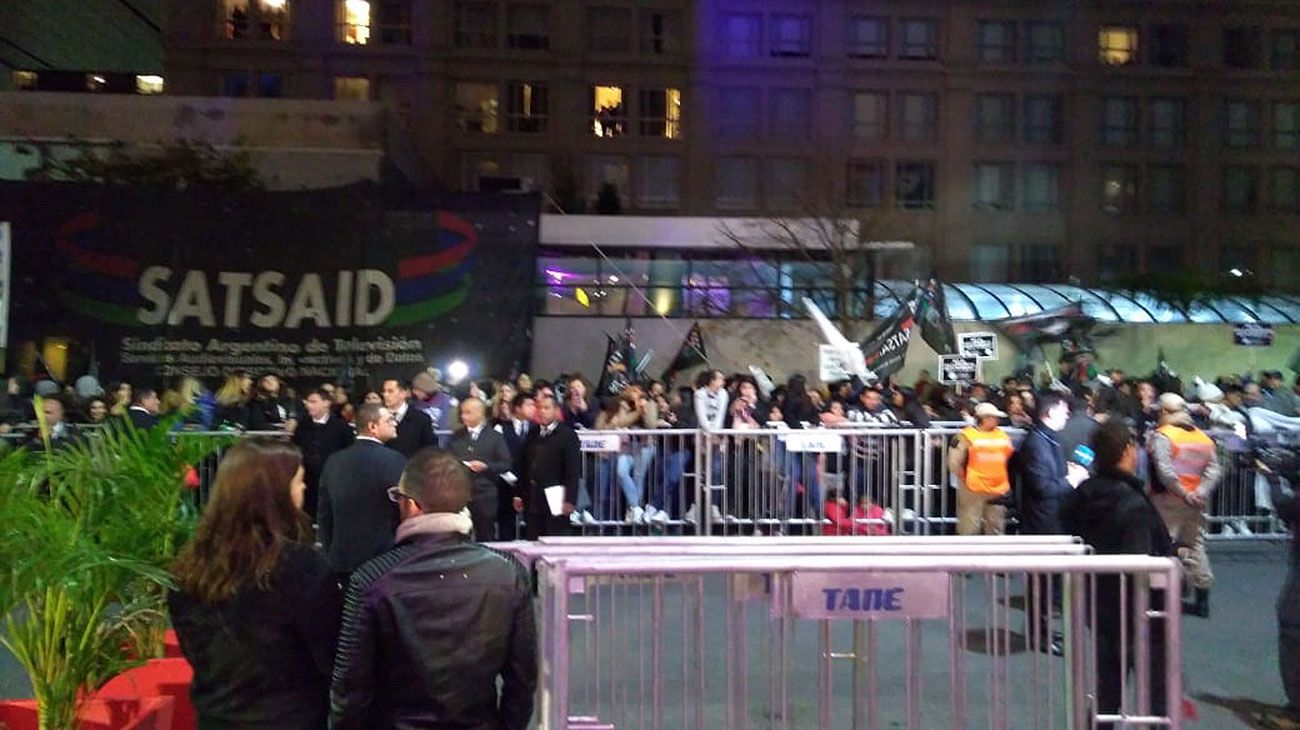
top-left (1148, 393), bottom-right (1221, 618)
top-left (949, 402), bottom-right (1015, 535)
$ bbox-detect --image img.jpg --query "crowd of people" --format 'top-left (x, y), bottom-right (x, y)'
top-left (9, 358), bottom-right (1298, 728)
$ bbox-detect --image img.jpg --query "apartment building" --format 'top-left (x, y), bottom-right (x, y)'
top-left (121, 1), bottom-right (1300, 288)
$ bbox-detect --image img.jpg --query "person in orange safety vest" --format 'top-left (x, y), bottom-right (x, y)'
top-left (949, 402), bottom-right (1015, 536)
top-left (1149, 392), bottom-right (1221, 618)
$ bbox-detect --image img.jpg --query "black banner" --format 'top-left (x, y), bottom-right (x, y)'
top-left (860, 299), bottom-right (915, 380)
top-left (0, 182), bottom-right (540, 386)
top-left (662, 322), bottom-right (707, 381)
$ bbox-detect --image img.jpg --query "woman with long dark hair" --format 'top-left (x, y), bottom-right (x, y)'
top-left (169, 438), bottom-right (341, 730)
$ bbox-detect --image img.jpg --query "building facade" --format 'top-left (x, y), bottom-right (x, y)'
top-left (147, 0), bottom-right (1300, 288)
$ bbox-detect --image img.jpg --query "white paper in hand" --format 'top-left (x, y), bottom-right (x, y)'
top-left (544, 485), bottom-right (566, 516)
top-left (501, 471), bottom-right (518, 486)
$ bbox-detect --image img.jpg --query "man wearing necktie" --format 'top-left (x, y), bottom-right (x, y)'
top-left (499, 393), bottom-right (538, 540)
top-left (524, 395), bottom-right (581, 539)
top-left (447, 398), bottom-right (512, 541)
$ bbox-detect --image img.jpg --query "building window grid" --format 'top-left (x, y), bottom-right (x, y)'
top-left (506, 81), bottom-right (548, 133)
top-left (1149, 98), bottom-right (1186, 148)
top-left (1147, 164), bottom-right (1186, 213)
top-left (715, 157), bottom-right (760, 210)
top-left (896, 160), bottom-right (936, 209)
top-left (977, 21), bottom-right (1017, 64)
top-left (1274, 30), bottom-right (1300, 71)
top-left (1026, 22), bottom-right (1065, 63)
top-left (1148, 24), bottom-right (1189, 67)
top-left (1023, 94), bottom-right (1063, 145)
top-left (972, 162), bottom-right (1014, 211)
top-left (723, 13), bottom-right (762, 58)
top-left (848, 15), bottom-right (889, 59)
top-left (222, 0), bottom-right (290, 41)
top-left (640, 10), bottom-right (681, 55)
top-left (852, 92), bottom-right (887, 140)
top-left (766, 158), bottom-right (810, 209)
top-left (770, 14), bottom-right (813, 58)
top-left (1222, 165), bottom-right (1260, 213)
top-left (974, 94), bottom-right (1015, 143)
top-left (591, 85), bottom-right (627, 138)
top-left (1225, 100), bottom-right (1261, 148)
top-left (1101, 163), bottom-right (1139, 215)
top-left (453, 2), bottom-right (497, 48)
top-left (899, 19), bottom-right (939, 60)
top-left (637, 156), bottom-right (683, 209)
top-left (1270, 167), bottom-right (1300, 213)
top-left (1101, 96), bottom-right (1139, 147)
top-left (1274, 102), bottom-right (1300, 150)
top-left (588, 7), bottom-right (632, 53)
top-left (846, 159), bottom-right (887, 207)
top-left (639, 88), bottom-right (682, 139)
top-left (899, 92), bottom-right (938, 142)
top-left (454, 82), bottom-right (499, 133)
top-left (769, 88), bottom-right (813, 141)
top-left (717, 87), bottom-right (761, 139)
top-left (1224, 27), bottom-right (1263, 69)
top-left (1022, 163), bottom-right (1061, 212)
top-left (1099, 25), bottom-right (1139, 66)
top-left (505, 4), bottom-right (549, 50)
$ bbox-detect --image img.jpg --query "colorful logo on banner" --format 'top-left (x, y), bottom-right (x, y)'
top-left (53, 210), bottom-right (477, 329)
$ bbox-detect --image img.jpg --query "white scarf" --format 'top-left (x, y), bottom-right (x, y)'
top-left (394, 508), bottom-right (473, 543)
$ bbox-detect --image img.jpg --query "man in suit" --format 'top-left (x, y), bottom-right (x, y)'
top-left (382, 378), bottom-right (437, 458)
top-left (26, 397), bottom-right (83, 452)
top-left (446, 398), bottom-right (512, 541)
top-left (498, 393), bottom-right (537, 540)
top-left (126, 386), bottom-right (161, 429)
top-left (524, 395), bottom-right (581, 540)
top-left (292, 388), bottom-right (355, 520)
top-left (318, 403), bottom-right (406, 578)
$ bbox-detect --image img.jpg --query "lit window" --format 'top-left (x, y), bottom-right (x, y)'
top-left (455, 83), bottom-right (499, 133)
top-left (591, 85), bottom-right (626, 137)
top-left (224, 0), bottom-right (250, 39)
top-left (1098, 25), bottom-right (1138, 66)
top-left (506, 82), bottom-right (548, 133)
top-left (339, 0), bottom-right (370, 44)
top-left (639, 88), bottom-right (681, 139)
top-left (1101, 164), bottom-right (1139, 214)
top-left (135, 75), bottom-right (165, 94)
top-left (12, 71), bottom-right (37, 90)
top-left (334, 76), bottom-right (370, 100)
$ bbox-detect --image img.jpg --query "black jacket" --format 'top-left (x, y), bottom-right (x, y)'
top-left (126, 407), bottom-right (160, 430)
top-left (446, 426), bottom-right (512, 497)
top-left (1016, 426), bottom-right (1072, 534)
top-left (292, 415), bottom-right (355, 493)
top-left (329, 533), bottom-right (537, 730)
top-left (524, 421), bottom-right (581, 514)
top-left (318, 439), bottom-right (406, 573)
top-left (388, 401), bottom-right (438, 458)
top-left (168, 542), bottom-right (342, 730)
top-left (1061, 468), bottom-right (1172, 633)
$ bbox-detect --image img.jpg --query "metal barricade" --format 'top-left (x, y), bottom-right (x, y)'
top-left (1204, 429), bottom-right (1289, 539)
top-left (537, 554), bottom-right (1183, 730)
top-left (570, 429), bottom-right (698, 535)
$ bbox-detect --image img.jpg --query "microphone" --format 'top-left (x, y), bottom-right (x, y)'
top-left (1072, 444), bottom-right (1095, 469)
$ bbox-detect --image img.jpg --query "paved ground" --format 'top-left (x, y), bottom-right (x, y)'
top-left (0, 541), bottom-right (1292, 728)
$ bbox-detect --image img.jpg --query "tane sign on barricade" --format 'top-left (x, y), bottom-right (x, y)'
top-left (536, 553), bottom-right (1183, 730)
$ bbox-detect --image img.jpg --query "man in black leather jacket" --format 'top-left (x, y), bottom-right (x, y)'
top-left (329, 448), bottom-right (537, 730)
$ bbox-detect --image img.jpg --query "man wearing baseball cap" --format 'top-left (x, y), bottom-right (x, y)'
top-left (949, 402), bottom-right (1015, 535)
top-left (1149, 391), bottom-right (1221, 618)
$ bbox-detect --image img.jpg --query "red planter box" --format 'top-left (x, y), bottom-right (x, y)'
top-left (95, 659), bottom-right (194, 730)
top-left (0, 697), bottom-right (174, 730)
top-left (162, 630), bottom-right (182, 659)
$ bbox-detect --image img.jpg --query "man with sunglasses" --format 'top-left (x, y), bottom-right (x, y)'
top-left (317, 403), bottom-right (405, 582)
top-left (331, 449), bottom-right (536, 730)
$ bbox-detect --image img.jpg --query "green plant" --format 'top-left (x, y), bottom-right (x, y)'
top-left (0, 408), bottom-right (231, 728)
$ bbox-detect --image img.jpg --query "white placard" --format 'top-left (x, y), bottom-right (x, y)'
top-left (784, 432), bottom-right (844, 453)
top-left (958, 332), bottom-right (998, 360)
top-left (939, 354), bottom-right (979, 385)
top-left (0, 222), bottom-right (10, 350)
top-left (579, 433), bottom-right (622, 452)
top-left (789, 571), bottom-right (950, 620)
top-left (818, 343), bottom-right (862, 383)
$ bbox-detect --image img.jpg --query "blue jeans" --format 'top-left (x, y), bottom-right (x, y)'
top-left (658, 449), bottom-right (687, 517)
top-left (785, 450), bottom-right (822, 517)
top-left (617, 444), bottom-right (656, 509)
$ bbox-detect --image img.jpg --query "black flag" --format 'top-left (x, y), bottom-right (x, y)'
top-left (918, 278), bottom-right (958, 355)
top-left (663, 322), bottom-right (708, 382)
top-left (596, 321), bottom-right (637, 396)
top-left (860, 295), bottom-right (917, 380)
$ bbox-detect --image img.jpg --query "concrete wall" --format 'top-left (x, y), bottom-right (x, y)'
top-left (0, 92), bottom-right (384, 189)
top-left (531, 316), bottom-right (1300, 386)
